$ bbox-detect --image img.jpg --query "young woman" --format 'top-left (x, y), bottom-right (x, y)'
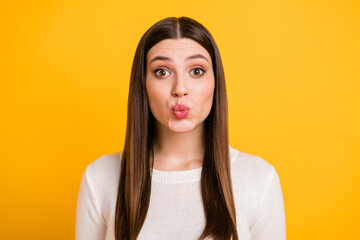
top-left (76, 16), bottom-right (286, 240)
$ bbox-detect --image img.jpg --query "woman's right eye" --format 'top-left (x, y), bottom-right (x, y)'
top-left (154, 68), bottom-right (170, 77)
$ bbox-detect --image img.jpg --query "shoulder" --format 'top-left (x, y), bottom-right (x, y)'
top-left (81, 151), bottom-right (123, 209)
top-left (229, 145), bottom-right (275, 177)
top-left (77, 152), bottom-right (123, 227)
top-left (85, 151), bottom-right (122, 175)
top-left (83, 151), bottom-right (123, 188)
top-left (229, 145), bottom-right (278, 200)
top-left (229, 145), bottom-right (283, 222)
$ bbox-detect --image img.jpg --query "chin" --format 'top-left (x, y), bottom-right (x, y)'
top-left (167, 120), bottom-right (197, 133)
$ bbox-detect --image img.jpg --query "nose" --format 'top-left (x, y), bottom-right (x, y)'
top-left (171, 75), bottom-right (188, 97)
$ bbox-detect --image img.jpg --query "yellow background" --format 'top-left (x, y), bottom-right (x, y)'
top-left (1, 0), bottom-right (359, 239)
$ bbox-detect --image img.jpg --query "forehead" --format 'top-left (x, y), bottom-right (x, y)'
top-left (146, 38), bottom-right (211, 63)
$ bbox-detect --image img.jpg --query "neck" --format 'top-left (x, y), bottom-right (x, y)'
top-left (151, 121), bottom-right (205, 171)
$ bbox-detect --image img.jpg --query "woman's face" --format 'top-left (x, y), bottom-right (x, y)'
top-left (145, 38), bottom-right (215, 133)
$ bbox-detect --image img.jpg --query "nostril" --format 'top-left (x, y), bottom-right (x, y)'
top-left (172, 90), bottom-right (188, 97)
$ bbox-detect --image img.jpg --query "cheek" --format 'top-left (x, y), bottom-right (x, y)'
top-left (198, 80), bottom-right (215, 106)
top-left (191, 79), bottom-right (215, 118)
top-left (146, 81), bottom-right (167, 115)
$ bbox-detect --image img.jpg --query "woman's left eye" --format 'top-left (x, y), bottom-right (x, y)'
top-left (190, 68), bottom-right (205, 76)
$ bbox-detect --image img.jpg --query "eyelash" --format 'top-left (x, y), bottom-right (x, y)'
top-left (154, 67), bottom-right (206, 77)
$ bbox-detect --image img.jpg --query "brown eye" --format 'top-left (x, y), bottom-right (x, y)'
top-left (190, 68), bottom-right (205, 76)
top-left (154, 69), bottom-right (170, 77)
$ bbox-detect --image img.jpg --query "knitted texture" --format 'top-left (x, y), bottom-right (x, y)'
top-left (76, 146), bottom-right (286, 240)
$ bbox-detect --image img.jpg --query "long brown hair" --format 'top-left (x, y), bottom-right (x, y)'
top-left (115, 16), bottom-right (238, 240)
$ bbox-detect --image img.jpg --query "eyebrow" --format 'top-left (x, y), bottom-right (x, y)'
top-left (149, 54), bottom-right (209, 64)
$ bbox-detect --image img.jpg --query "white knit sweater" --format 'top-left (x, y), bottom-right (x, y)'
top-left (76, 146), bottom-right (286, 240)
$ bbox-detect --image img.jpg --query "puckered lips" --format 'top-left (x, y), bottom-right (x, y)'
top-left (171, 104), bottom-right (190, 119)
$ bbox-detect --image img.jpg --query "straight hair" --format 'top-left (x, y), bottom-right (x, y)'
top-left (115, 16), bottom-right (238, 240)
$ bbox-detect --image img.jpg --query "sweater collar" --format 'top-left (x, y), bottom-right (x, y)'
top-left (150, 145), bottom-right (237, 184)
